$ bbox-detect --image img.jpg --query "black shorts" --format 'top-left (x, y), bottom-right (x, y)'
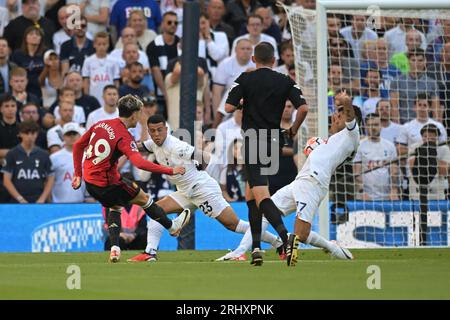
top-left (242, 134), bottom-right (282, 188)
top-left (85, 177), bottom-right (141, 208)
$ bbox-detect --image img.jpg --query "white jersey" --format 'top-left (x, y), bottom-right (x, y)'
top-left (297, 119), bottom-right (360, 188)
top-left (142, 135), bottom-right (211, 195)
top-left (81, 54), bottom-right (120, 105)
top-left (108, 48), bottom-right (150, 70)
top-left (231, 33), bottom-right (279, 60)
top-left (353, 137), bottom-right (397, 200)
top-left (214, 56), bottom-right (255, 116)
top-left (381, 121), bottom-right (402, 144)
top-left (85, 107), bottom-right (119, 130)
top-left (397, 118), bottom-right (447, 152)
top-left (53, 105), bottom-right (86, 125)
top-left (47, 124), bottom-right (86, 149)
top-left (50, 148), bottom-right (87, 203)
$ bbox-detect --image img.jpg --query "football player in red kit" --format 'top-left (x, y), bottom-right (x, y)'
top-left (72, 94), bottom-right (191, 262)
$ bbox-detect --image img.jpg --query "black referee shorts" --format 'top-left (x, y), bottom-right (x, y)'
top-left (85, 176), bottom-right (141, 208)
top-left (243, 135), bottom-right (282, 188)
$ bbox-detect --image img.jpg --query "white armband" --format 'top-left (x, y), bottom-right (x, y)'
top-left (345, 119), bottom-right (357, 131)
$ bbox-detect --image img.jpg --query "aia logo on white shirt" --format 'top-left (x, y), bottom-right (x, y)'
top-left (63, 171), bottom-right (72, 182)
top-left (92, 74), bottom-right (112, 83)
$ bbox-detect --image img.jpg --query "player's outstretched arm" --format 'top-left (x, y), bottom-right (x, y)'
top-left (128, 153), bottom-right (185, 176)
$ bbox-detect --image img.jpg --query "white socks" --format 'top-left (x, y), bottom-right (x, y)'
top-left (235, 219), bottom-right (249, 234)
top-left (230, 218), bottom-right (280, 256)
top-left (305, 231), bottom-right (336, 252)
top-left (260, 217), bottom-right (279, 247)
top-left (145, 218), bottom-right (164, 254)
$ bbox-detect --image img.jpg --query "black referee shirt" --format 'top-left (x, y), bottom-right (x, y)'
top-left (226, 68), bottom-right (307, 132)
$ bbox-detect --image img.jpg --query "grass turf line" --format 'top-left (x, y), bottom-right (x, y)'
top-left (0, 248), bottom-right (449, 299)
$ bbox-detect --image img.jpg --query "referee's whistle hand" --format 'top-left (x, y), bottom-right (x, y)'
top-left (173, 166), bottom-right (186, 175)
top-left (72, 176), bottom-right (82, 190)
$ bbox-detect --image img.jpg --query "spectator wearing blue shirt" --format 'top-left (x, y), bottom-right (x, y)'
top-left (353, 68), bottom-right (389, 121)
top-left (360, 39), bottom-right (401, 92)
top-left (110, 0), bottom-right (162, 40)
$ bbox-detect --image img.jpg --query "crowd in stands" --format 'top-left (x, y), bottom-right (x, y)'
top-left (0, 0), bottom-right (449, 213)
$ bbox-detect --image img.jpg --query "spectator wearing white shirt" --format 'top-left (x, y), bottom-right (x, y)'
top-left (47, 100), bottom-right (85, 154)
top-left (50, 122), bottom-right (91, 203)
top-left (215, 109), bottom-right (243, 168)
top-left (384, 18), bottom-right (427, 59)
top-left (85, 85), bottom-right (119, 130)
top-left (198, 13), bottom-right (229, 80)
top-left (0, 6), bottom-right (9, 37)
top-left (66, 0), bottom-right (110, 36)
top-left (376, 99), bottom-right (402, 144)
top-left (354, 113), bottom-right (400, 201)
top-left (397, 93), bottom-right (447, 158)
top-left (231, 15), bottom-right (279, 63)
top-left (339, 15), bottom-right (378, 62)
top-left (82, 32), bottom-right (120, 106)
top-left (408, 123), bottom-right (450, 200)
top-left (212, 38), bottom-right (254, 128)
top-left (52, 87), bottom-right (86, 125)
top-left (52, 6), bottom-right (73, 55)
top-left (275, 41), bottom-right (313, 86)
top-left (109, 27), bottom-right (150, 71)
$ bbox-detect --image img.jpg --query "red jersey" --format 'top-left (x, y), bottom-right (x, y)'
top-left (73, 118), bottom-right (173, 187)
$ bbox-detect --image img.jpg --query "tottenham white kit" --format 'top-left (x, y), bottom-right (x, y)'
top-left (272, 119), bottom-right (360, 223)
top-left (143, 135), bottom-right (230, 218)
top-left (50, 148), bottom-right (87, 203)
top-left (353, 137), bottom-right (397, 200)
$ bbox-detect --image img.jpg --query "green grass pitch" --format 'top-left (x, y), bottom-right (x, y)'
top-left (1, 248), bottom-right (449, 299)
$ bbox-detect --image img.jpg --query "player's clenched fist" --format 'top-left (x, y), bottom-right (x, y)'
top-left (335, 90), bottom-right (352, 107)
top-left (72, 176), bottom-right (82, 190)
top-left (173, 166), bottom-right (186, 175)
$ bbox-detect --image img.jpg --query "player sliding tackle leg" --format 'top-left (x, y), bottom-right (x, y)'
top-left (72, 95), bottom-right (191, 263)
top-left (128, 115), bottom-right (283, 262)
top-left (129, 199), bottom-right (283, 262)
top-left (104, 189), bottom-right (191, 262)
top-left (271, 91), bottom-right (360, 266)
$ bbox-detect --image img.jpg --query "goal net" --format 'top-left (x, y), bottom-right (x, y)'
top-left (284, 2), bottom-right (450, 248)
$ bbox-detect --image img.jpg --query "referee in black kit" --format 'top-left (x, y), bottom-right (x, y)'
top-left (224, 42), bottom-right (309, 266)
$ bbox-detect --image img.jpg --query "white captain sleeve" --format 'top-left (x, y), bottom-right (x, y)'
top-left (345, 119), bottom-right (361, 149)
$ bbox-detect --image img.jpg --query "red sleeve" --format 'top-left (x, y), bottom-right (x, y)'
top-left (129, 153), bottom-right (174, 175)
top-left (73, 126), bottom-right (94, 177)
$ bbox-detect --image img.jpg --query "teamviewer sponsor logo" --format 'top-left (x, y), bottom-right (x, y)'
top-left (32, 214), bottom-right (103, 252)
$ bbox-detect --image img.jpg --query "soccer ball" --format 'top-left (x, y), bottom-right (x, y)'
top-left (303, 137), bottom-right (326, 156)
